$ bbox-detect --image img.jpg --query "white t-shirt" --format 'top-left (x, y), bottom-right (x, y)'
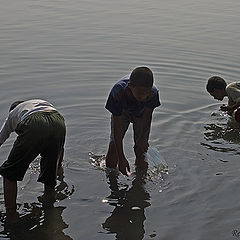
top-left (0, 99), bottom-right (56, 146)
top-left (226, 82), bottom-right (240, 104)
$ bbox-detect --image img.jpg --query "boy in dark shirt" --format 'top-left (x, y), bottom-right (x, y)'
top-left (105, 67), bottom-right (160, 175)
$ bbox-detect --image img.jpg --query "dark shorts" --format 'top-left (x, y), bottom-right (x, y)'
top-left (0, 111), bottom-right (66, 187)
top-left (110, 111), bottom-right (150, 143)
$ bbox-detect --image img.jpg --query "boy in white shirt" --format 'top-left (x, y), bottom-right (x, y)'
top-left (206, 76), bottom-right (240, 121)
top-left (0, 99), bottom-right (66, 220)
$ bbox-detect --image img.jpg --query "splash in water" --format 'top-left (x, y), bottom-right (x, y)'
top-left (89, 147), bottom-right (168, 182)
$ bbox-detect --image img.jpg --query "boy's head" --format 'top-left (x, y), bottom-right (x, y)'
top-left (9, 101), bottom-right (24, 112)
top-left (206, 76), bottom-right (227, 101)
top-left (128, 66), bottom-right (153, 102)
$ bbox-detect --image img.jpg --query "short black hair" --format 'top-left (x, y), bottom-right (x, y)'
top-left (129, 66), bottom-right (153, 87)
top-left (9, 101), bottom-right (24, 112)
top-left (206, 76), bottom-right (227, 93)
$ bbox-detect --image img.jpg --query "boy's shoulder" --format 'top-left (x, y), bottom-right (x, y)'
top-left (110, 73), bottom-right (159, 99)
top-left (113, 74), bottom-right (130, 88)
top-left (226, 82), bottom-right (240, 90)
top-left (110, 75), bottom-right (130, 96)
top-left (152, 84), bottom-right (159, 93)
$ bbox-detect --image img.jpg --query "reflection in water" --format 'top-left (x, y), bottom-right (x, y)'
top-left (0, 168), bottom-right (74, 240)
top-left (202, 111), bottom-right (240, 153)
top-left (0, 205), bottom-right (72, 240)
top-left (102, 169), bottom-right (151, 240)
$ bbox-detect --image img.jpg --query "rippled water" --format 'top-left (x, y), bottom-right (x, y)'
top-left (1, 0), bottom-right (240, 239)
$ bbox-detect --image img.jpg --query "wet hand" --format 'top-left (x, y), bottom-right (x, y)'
top-left (118, 157), bottom-right (131, 176)
top-left (220, 105), bottom-right (232, 111)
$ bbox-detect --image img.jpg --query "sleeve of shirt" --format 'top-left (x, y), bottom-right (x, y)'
top-left (226, 87), bottom-right (240, 103)
top-left (145, 89), bottom-right (161, 109)
top-left (0, 116), bottom-right (14, 146)
top-left (105, 89), bottom-right (123, 116)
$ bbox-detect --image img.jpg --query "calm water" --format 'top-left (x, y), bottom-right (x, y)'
top-left (1, 0), bottom-right (240, 239)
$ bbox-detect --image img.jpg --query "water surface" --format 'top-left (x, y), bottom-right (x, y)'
top-left (1, 0), bottom-right (240, 239)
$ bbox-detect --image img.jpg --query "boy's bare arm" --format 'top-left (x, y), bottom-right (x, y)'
top-left (141, 107), bottom-right (153, 137)
top-left (112, 115), bottom-right (130, 175)
top-left (221, 101), bottom-right (240, 112)
top-left (135, 107), bottom-right (153, 154)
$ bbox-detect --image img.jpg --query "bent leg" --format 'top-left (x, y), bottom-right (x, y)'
top-left (4, 178), bottom-right (17, 211)
top-left (38, 112), bottom-right (66, 189)
top-left (39, 146), bottom-right (63, 188)
top-left (0, 126), bottom-right (41, 212)
top-left (57, 148), bottom-right (64, 170)
top-left (3, 178), bottom-right (20, 224)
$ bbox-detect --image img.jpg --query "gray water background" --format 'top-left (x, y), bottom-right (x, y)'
top-left (1, 0), bottom-right (240, 239)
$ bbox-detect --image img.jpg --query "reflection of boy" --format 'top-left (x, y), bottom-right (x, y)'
top-left (0, 99), bottom-right (66, 218)
top-left (105, 67), bottom-right (160, 175)
top-left (206, 76), bottom-right (240, 119)
top-left (103, 169), bottom-right (150, 239)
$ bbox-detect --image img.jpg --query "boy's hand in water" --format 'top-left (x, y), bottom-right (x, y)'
top-left (220, 104), bottom-right (235, 115)
top-left (220, 105), bottom-right (233, 111)
top-left (118, 157), bottom-right (131, 176)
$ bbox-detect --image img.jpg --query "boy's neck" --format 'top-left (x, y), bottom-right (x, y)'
top-left (223, 89), bottom-right (228, 97)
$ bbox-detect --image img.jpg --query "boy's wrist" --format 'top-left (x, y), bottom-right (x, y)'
top-left (230, 105), bottom-right (238, 111)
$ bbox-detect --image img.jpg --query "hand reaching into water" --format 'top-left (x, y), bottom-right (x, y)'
top-left (220, 104), bottom-right (232, 111)
top-left (220, 104), bottom-right (234, 115)
top-left (118, 156), bottom-right (131, 176)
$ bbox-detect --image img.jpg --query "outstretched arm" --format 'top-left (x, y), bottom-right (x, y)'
top-left (221, 101), bottom-right (240, 114)
top-left (0, 113), bottom-right (17, 146)
top-left (112, 115), bottom-right (130, 175)
top-left (134, 107), bottom-right (153, 156)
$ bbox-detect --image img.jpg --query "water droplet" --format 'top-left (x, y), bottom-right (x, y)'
top-left (131, 206), bottom-right (141, 210)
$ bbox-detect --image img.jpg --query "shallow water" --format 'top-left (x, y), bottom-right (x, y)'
top-left (1, 0), bottom-right (240, 239)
